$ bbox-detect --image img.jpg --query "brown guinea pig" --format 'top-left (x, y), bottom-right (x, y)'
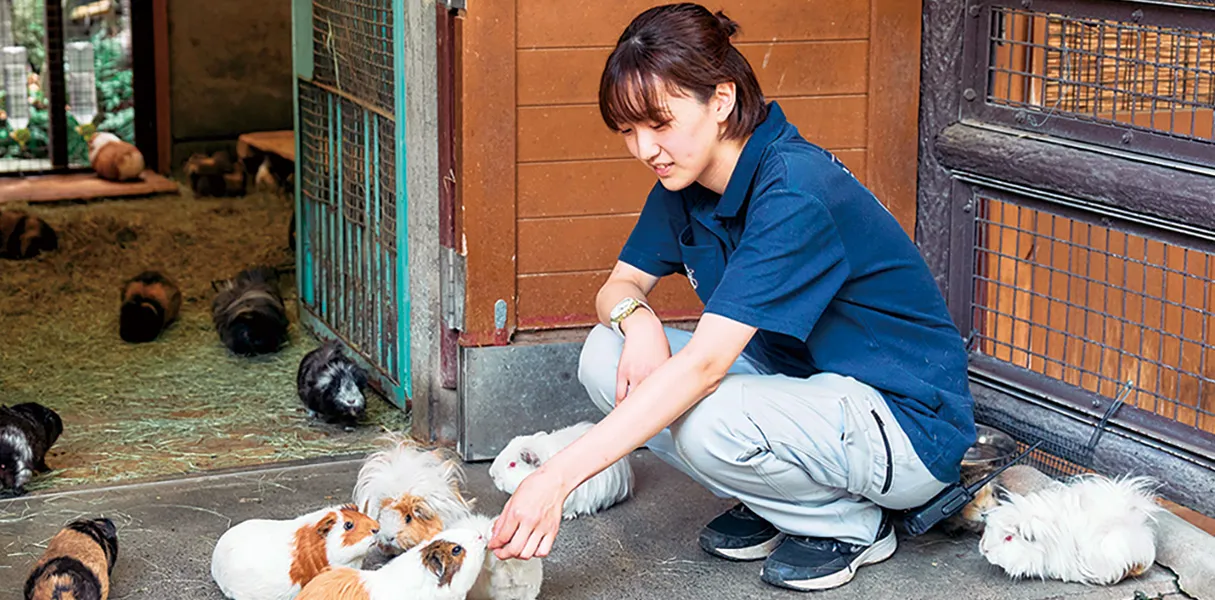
top-left (23, 517), bottom-right (119, 600)
top-left (0, 210), bottom-right (58, 260)
top-left (119, 271), bottom-right (183, 343)
top-left (88, 132), bottom-right (145, 182)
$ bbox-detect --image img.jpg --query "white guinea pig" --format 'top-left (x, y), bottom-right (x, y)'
top-left (210, 504), bottom-right (379, 600)
top-left (979, 474), bottom-right (1163, 585)
top-left (489, 421), bottom-right (633, 520)
top-left (296, 528), bottom-right (487, 600)
top-left (448, 513), bottom-right (543, 600)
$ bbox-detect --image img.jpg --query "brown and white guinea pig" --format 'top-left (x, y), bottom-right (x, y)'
top-left (448, 513), bottom-right (543, 600)
top-left (980, 474), bottom-right (1163, 585)
top-left (490, 421), bottom-right (633, 519)
top-left (119, 271), bottom-right (182, 344)
top-left (0, 210), bottom-right (58, 260)
top-left (1, 402), bottom-right (63, 497)
top-left (352, 434), bottom-right (475, 554)
top-left (23, 517), bottom-right (119, 600)
top-left (210, 504), bottom-right (379, 600)
top-left (296, 528), bottom-right (487, 600)
top-left (88, 132), bottom-right (145, 182)
top-left (297, 339), bottom-right (369, 425)
top-left (211, 265), bottom-right (290, 356)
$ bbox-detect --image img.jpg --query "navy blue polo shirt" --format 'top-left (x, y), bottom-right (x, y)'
top-left (618, 101), bottom-right (976, 483)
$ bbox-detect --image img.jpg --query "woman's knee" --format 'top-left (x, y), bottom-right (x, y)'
top-left (578, 324), bottom-right (623, 412)
top-left (671, 379), bottom-right (752, 474)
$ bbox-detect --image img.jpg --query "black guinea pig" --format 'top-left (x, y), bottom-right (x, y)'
top-left (297, 339), bottom-right (369, 425)
top-left (119, 271), bottom-right (183, 343)
top-left (0, 402), bottom-right (63, 497)
top-left (211, 265), bottom-right (290, 356)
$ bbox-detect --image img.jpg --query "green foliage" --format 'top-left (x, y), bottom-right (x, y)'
top-left (1, 23), bottom-right (133, 161)
top-left (12, 0), bottom-right (46, 71)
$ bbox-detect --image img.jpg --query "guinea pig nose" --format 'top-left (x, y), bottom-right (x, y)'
top-left (371, 528), bottom-right (379, 534)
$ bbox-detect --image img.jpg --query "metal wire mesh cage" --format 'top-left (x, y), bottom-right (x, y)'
top-left (964, 0), bottom-right (1215, 166)
top-left (310, 0), bottom-right (394, 115)
top-left (296, 60), bottom-right (406, 404)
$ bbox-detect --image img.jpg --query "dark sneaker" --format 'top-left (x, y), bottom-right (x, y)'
top-left (759, 513), bottom-right (897, 591)
top-left (698, 503), bottom-right (785, 561)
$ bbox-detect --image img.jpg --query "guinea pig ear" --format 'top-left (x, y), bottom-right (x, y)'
top-left (316, 512), bottom-right (339, 537)
top-left (521, 448), bottom-right (541, 467)
top-left (421, 542), bottom-right (453, 586)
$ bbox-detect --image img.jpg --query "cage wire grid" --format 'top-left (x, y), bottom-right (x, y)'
top-left (297, 80), bottom-right (401, 386)
top-left (965, 1), bottom-right (1215, 167)
top-left (310, 0), bottom-right (394, 116)
top-left (971, 195), bottom-right (1215, 430)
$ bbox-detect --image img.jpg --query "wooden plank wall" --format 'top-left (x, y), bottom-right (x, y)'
top-left (459, 0), bottom-right (922, 340)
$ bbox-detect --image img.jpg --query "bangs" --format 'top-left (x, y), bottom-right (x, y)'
top-left (598, 57), bottom-right (679, 132)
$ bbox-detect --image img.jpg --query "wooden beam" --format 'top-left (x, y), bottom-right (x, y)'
top-left (457, 1), bottom-right (516, 346)
top-left (866, 0), bottom-right (923, 237)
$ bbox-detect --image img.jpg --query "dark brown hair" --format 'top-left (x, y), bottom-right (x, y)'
top-left (598, 3), bottom-right (767, 140)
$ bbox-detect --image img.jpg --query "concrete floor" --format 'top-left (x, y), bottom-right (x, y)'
top-left (0, 451), bottom-right (1185, 600)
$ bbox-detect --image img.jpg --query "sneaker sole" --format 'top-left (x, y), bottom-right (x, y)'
top-left (760, 530), bottom-right (898, 591)
top-left (702, 533), bottom-right (786, 562)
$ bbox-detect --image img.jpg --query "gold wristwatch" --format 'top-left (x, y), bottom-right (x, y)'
top-left (609, 296), bottom-right (653, 337)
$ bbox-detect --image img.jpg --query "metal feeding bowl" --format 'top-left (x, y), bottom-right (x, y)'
top-left (961, 424), bottom-right (1020, 477)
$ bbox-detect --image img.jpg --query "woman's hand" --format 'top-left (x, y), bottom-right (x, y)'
top-left (616, 315), bottom-right (671, 405)
top-left (489, 467), bottom-right (571, 560)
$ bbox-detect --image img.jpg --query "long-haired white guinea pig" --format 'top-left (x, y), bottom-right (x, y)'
top-left (353, 433), bottom-right (474, 553)
top-left (449, 513), bottom-right (543, 600)
top-left (980, 474), bottom-right (1163, 585)
top-left (210, 504), bottom-right (379, 600)
top-left (489, 421), bottom-right (633, 519)
top-left (296, 528), bottom-right (487, 600)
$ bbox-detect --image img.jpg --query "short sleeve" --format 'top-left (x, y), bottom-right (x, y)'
top-left (703, 187), bottom-right (849, 340)
top-left (617, 184), bottom-right (685, 278)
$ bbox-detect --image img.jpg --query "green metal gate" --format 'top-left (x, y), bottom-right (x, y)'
top-left (291, 0), bottom-right (410, 407)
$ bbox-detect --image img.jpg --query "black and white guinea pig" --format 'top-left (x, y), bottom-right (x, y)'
top-left (0, 402), bottom-right (63, 497)
top-left (119, 270), bottom-right (182, 343)
top-left (24, 517), bottom-right (119, 600)
top-left (489, 421), bottom-right (633, 520)
top-left (0, 210), bottom-right (58, 259)
top-left (297, 339), bottom-right (369, 424)
top-left (211, 265), bottom-right (290, 356)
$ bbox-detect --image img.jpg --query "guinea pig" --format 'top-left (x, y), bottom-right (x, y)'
top-left (210, 504), bottom-right (379, 600)
top-left (297, 339), bottom-right (369, 425)
top-left (119, 271), bottom-right (182, 343)
top-left (352, 434), bottom-right (474, 553)
top-left (0, 210), bottom-right (58, 260)
top-left (211, 265), bottom-right (290, 356)
top-left (489, 421), bottom-right (633, 520)
top-left (1, 402), bottom-right (63, 497)
top-left (255, 156), bottom-right (280, 194)
top-left (940, 477), bottom-right (1000, 536)
top-left (88, 132), bottom-right (145, 182)
top-left (23, 517), bottom-right (119, 600)
top-left (448, 513), bottom-right (543, 600)
top-left (296, 528), bottom-right (487, 600)
top-left (980, 474), bottom-right (1163, 585)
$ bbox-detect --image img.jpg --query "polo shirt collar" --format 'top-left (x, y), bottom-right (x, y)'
top-left (714, 101), bottom-right (787, 220)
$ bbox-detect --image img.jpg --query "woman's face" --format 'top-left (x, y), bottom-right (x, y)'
top-left (619, 87), bottom-right (727, 192)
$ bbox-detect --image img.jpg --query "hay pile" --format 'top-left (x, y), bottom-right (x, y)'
top-left (0, 190), bottom-right (410, 492)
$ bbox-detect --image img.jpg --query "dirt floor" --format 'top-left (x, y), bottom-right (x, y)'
top-left (0, 188), bottom-right (410, 493)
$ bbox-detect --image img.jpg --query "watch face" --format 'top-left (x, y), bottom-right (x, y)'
top-left (612, 298), bottom-right (636, 320)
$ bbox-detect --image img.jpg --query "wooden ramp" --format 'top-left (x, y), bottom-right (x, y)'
top-left (0, 170), bottom-right (180, 205)
top-left (237, 130), bottom-right (295, 162)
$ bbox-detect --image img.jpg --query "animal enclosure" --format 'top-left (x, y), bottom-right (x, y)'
top-left (921, 0), bottom-right (1215, 512)
top-left (292, 0), bottom-right (411, 407)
